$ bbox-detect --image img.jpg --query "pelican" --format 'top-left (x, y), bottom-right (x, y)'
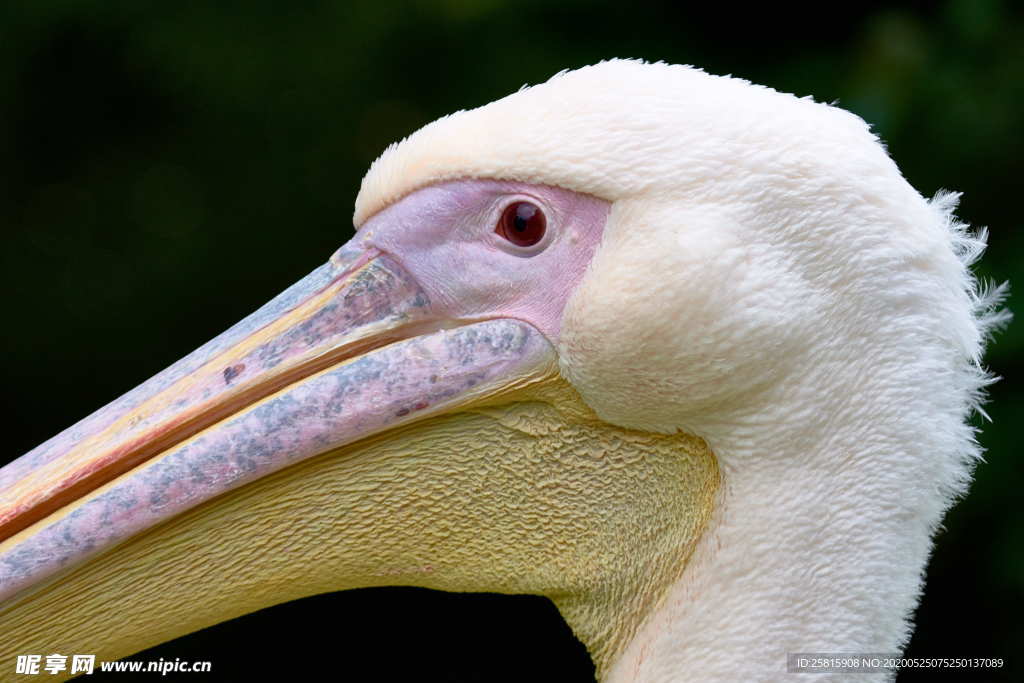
top-left (0, 60), bottom-right (1006, 681)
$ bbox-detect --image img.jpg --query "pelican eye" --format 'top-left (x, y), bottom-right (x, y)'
top-left (496, 201), bottom-right (546, 247)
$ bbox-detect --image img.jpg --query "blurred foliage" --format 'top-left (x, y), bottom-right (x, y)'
top-left (0, 1), bottom-right (1021, 680)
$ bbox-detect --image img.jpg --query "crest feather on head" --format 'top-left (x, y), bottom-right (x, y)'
top-left (354, 59), bottom-right (888, 227)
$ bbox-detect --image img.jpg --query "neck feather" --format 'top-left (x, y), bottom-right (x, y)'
top-left (604, 352), bottom-right (990, 682)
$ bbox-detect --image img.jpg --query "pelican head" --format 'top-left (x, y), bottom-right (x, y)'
top-left (0, 60), bottom-right (1005, 680)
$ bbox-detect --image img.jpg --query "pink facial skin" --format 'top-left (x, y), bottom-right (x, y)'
top-left (356, 180), bottom-right (610, 340)
top-left (0, 179), bottom-right (609, 602)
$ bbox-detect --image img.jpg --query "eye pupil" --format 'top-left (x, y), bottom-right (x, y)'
top-left (497, 201), bottom-right (546, 247)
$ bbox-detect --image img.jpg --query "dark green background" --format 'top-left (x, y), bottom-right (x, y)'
top-left (2, 1), bottom-right (1020, 680)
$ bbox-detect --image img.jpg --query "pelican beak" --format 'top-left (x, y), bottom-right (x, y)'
top-left (0, 241), bottom-right (556, 602)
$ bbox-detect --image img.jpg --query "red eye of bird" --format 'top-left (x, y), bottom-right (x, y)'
top-left (496, 201), bottom-right (546, 247)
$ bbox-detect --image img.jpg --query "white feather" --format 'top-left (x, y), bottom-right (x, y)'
top-left (357, 59), bottom-right (1007, 681)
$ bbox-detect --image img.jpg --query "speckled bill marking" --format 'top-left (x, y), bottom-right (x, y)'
top-left (0, 177), bottom-right (607, 605)
top-left (0, 247), bottom-right (431, 540)
top-left (0, 246), bottom-right (365, 497)
top-left (0, 317), bottom-right (553, 601)
top-left (0, 238), bottom-right (558, 601)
